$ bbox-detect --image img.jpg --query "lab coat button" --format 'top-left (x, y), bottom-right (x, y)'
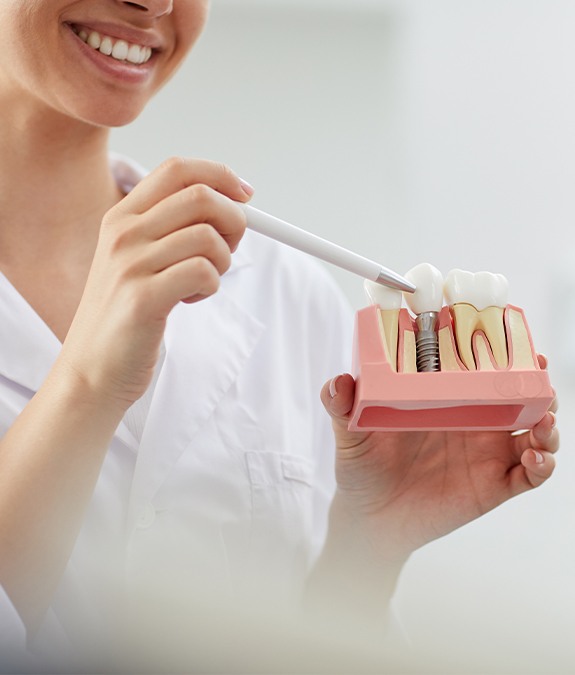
top-left (137, 503), bottom-right (156, 529)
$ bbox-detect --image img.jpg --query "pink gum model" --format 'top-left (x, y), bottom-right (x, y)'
top-left (348, 304), bottom-right (554, 432)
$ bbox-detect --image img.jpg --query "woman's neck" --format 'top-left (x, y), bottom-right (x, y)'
top-left (0, 107), bottom-right (124, 265)
top-left (0, 107), bottom-right (128, 341)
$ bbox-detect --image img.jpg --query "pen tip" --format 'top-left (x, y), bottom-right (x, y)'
top-left (376, 269), bottom-right (416, 293)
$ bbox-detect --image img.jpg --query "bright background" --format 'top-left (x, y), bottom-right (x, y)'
top-left (112, 1), bottom-right (575, 671)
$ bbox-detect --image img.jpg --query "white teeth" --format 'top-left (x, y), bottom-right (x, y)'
top-left (128, 44), bottom-right (143, 64)
top-left (364, 279), bottom-right (402, 310)
top-left (112, 40), bottom-right (129, 61)
top-left (99, 37), bottom-right (113, 56)
top-left (444, 269), bottom-right (508, 310)
top-left (403, 263), bottom-right (444, 315)
top-left (444, 269), bottom-right (509, 370)
top-left (76, 27), bottom-right (153, 65)
top-left (87, 31), bottom-right (101, 49)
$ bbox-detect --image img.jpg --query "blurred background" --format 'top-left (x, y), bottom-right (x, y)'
top-left (112, 0), bottom-right (575, 671)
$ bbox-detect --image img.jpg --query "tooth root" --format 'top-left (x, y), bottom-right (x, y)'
top-left (437, 309), bottom-right (465, 372)
top-left (397, 309), bottom-right (417, 373)
top-left (438, 326), bottom-right (462, 371)
top-left (378, 309), bottom-right (400, 372)
top-left (474, 334), bottom-right (497, 370)
top-left (507, 308), bottom-right (538, 369)
top-left (451, 304), bottom-right (478, 371)
top-left (477, 306), bottom-right (509, 369)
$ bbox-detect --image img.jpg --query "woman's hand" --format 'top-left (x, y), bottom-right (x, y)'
top-left (320, 358), bottom-right (559, 564)
top-left (59, 157), bottom-right (253, 412)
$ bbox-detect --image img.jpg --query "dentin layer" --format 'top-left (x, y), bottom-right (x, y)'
top-left (444, 270), bottom-right (509, 371)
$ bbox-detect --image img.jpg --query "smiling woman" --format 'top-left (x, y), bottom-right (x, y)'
top-left (0, 1), bottom-right (560, 673)
top-left (0, 0), bottom-right (207, 126)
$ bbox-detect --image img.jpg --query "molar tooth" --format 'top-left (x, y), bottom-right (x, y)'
top-left (444, 269), bottom-right (509, 370)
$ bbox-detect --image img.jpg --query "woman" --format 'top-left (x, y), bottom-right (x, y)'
top-left (0, 0), bottom-right (558, 670)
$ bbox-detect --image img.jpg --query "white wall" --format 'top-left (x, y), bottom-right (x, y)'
top-left (112, 2), bottom-right (575, 671)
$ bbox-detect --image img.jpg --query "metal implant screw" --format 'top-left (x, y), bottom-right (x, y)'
top-left (415, 311), bottom-right (440, 372)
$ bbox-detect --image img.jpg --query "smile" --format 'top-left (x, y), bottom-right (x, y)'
top-left (71, 25), bottom-right (153, 65)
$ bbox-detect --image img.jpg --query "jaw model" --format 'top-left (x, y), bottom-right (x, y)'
top-left (350, 266), bottom-right (553, 432)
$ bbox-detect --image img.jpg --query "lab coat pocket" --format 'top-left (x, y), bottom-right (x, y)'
top-left (244, 451), bottom-right (315, 594)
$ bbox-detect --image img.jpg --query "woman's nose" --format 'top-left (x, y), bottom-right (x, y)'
top-left (120, 0), bottom-right (174, 19)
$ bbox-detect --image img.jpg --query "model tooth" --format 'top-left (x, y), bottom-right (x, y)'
top-left (364, 279), bottom-right (402, 371)
top-left (463, 270), bottom-right (506, 313)
top-left (443, 268), bottom-right (476, 306)
top-left (444, 269), bottom-right (509, 370)
top-left (403, 263), bottom-right (444, 315)
top-left (364, 279), bottom-right (402, 310)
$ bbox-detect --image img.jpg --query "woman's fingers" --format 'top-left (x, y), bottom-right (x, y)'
top-left (513, 412), bottom-right (559, 460)
top-left (320, 374), bottom-right (356, 422)
top-left (115, 157), bottom-right (253, 215)
top-left (519, 449), bottom-right (556, 489)
top-left (145, 224), bottom-right (232, 277)
top-left (141, 183), bottom-right (247, 250)
top-left (153, 255), bottom-right (223, 309)
top-left (536, 354), bottom-right (558, 413)
top-left (96, 159), bottom-right (252, 312)
top-left (508, 409), bottom-right (559, 493)
top-left (531, 411), bottom-right (560, 453)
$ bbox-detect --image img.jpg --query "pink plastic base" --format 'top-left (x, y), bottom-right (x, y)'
top-left (348, 305), bottom-right (554, 432)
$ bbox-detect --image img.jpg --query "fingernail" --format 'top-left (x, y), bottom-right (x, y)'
top-left (329, 375), bottom-right (342, 398)
top-left (549, 411), bottom-right (557, 429)
top-left (239, 177), bottom-right (255, 197)
top-left (533, 450), bottom-right (544, 464)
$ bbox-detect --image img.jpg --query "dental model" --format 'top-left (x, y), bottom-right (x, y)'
top-left (349, 264), bottom-right (553, 432)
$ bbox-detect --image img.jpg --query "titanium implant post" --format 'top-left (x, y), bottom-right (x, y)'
top-left (415, 311), bottom-right (440, 372)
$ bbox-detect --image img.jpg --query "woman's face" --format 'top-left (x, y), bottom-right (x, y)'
top-left (0, 0), bottom-right (209, 127)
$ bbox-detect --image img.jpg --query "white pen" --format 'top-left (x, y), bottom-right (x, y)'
top-left (239, 203), bottom-right (416, 294)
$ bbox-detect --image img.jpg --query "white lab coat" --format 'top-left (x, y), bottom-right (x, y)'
top-left (0, 157), bottom-right (354, 665)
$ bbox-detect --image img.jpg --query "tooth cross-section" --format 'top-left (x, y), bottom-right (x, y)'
top-left (444, 269), bottom-right (509, 371)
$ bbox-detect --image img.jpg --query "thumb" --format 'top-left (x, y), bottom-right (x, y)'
top-left (320, 373), bottom-right (356, 426)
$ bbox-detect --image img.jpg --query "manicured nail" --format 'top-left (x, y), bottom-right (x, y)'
top-left (533, 450), bottom-right (544, 464)
top-left (329, 375), bottom-right (342, 398)
top-left (549, 411), bottom-right (556, 428)
top-left (239, 177), bottom-right (255, 197)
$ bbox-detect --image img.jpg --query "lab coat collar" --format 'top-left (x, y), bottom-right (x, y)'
top-left (126, 281), bottom-right (265, 534)
top-left (0, 271), bottom-right (61, 392)
top-left (0, 272), bottom-right (144, 452)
